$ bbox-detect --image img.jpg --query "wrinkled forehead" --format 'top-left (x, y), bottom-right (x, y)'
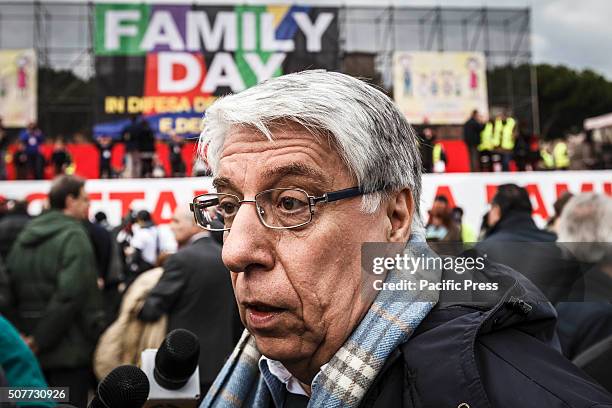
top-left (223, 121), bottom-right (332, 147)
top-left (216, 123), bottom-right (351, 192)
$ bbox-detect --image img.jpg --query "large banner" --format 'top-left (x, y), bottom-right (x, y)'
top-left (94, 4), bottom-right (339, 135)
top-left (393, 51), bottom-right (488, 125)
top-left (1, 171), bottom-right (610, 232)
top-left (0, 49), bottom-right (37, 127)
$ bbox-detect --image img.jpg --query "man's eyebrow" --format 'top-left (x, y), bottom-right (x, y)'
top-left (261, 163), bottom-right (327, 184)
top-left (213, 163), bottom-right (328, 192)
top-left (212, 176), bottom-right (237, 191)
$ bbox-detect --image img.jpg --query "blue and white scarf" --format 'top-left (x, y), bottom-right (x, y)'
top-left (201, 235), bottom-right (441, 408)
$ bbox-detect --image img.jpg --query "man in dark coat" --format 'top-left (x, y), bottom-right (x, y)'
top-left (196, 71), bottom-right (612, 407)
top-left (358, 259), bottom-right (612, 407)
top-left (95, 135), bottom-right (114, 179)
top-left (3, 175), bottom-right (105, 407)
top-left (0, 200), bottom-right (30, 260)
top-left (478, 184), bottom-right (581, 304)
top-left (137, 120), bottom-right (156, 178)
top-left (168, 131), bottom-right (187, 177)
top-left (122, 115), bottom-right (141, 178)
top-left (18, 122), bottom-right (44, 180)
top-left (418, 127), bottom-right (435, 173)
top-left (463, 109), bottom-right (484, 172)
top-left (138, 206), bottom-right (241, 395)
top-left (482, 183), bottom-right (556, 243)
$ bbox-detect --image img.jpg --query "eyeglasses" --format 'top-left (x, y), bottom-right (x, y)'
top-left (190, 186), bottom-right (365, 231)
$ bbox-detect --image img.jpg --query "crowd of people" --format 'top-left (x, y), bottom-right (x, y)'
top-left (0, 175), bottom-right (242, 406)
top-left (3, 110), bottom-right (609, 183)
top-left (0, 117), bottom-right (193, 181)
top-left (0, 176), bottom-right (610, 405)
top-left (424, 184), bottom-right (612, 369)
top-left (419, 109), bottom-right (600, 173)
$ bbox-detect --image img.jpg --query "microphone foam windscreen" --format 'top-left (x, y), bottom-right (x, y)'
top-left (98, 365), bottom-right (150, 408)
top-left (154, 328), bottom-right (200, 389)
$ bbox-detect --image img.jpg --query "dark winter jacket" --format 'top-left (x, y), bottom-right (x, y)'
top-left (0, 213), bottom-right (30, 259)
top-left (4, 210), bottom-right (105, 369)
top-left (463, 117), bottom-right (484, 147)
top-left (483, 211), bottom-right (556, 243)
top-left (138, 236), bottom-right (242, 388)
top-left (360, 260), bottom-right (612, 407)
top-left (478, 211), bottom-right (581, 304)
top-left (556, 264), bottom-right (612, 360)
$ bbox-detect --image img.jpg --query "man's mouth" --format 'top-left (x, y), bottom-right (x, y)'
top-left (243, 302), bottom-right (286, 329)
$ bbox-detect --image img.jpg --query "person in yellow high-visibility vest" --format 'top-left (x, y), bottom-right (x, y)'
top-left (553, 140), bottom-right (570, 170)
top-left (491, 111), bottom-right (516, 171)
top-left (500, 118), bottom-right (516, 151)
top-left (478, 120), bottom-right (494, 151)
top-left (540, 143), bottom-right (555, 170)
top-left (478, 119), bottom-right (494, 172)
top-left (491, 118), bottom-right (503, 149)
top-left (432, 141), bottom-right (447, 173)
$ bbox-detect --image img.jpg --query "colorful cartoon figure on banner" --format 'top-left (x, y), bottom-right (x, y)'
top-left (393, 51), bottom-right (488, 125)
top-left (454, 73), bottom-right (462, 97)
top-left (430, 72), bottom-right (439, 96)
top-left (418, 73), bottom-right (429, 98)
top-left (16, 54), bottom-right (30, 97)
top-left (399, 54), bottom-right (413, 96)
top-left (442, 70), bottom-right (453, 97)
top-left (467, 57), bottom-right (480, 96)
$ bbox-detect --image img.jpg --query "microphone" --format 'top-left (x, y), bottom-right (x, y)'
top-left (155, 328), bottom-right (200, 389)
top-left (142, 328), bottom-right (201, 407)
top-left (88, 365), bottom-right (150, 408)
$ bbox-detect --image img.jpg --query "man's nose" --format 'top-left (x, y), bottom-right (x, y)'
top-left (222, 201), bottom-right (274, 273)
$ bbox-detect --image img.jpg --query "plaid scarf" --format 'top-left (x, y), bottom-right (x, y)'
top-left (201, 236), bottom-right (440, 408)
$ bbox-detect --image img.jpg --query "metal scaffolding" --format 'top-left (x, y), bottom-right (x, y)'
top-left (343, 6), bottom-right (534, 132)
top-left (0, 2), bottom-right (535, 135)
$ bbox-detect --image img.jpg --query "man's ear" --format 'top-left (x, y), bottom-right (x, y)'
top-left (488, 204), bottom-right (501, 226)
top-left (386, 188), bottom-right (414, 242)
top-left (64, 195), bottom-right (75, 212)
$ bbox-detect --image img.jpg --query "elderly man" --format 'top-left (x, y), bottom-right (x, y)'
top-left (556, 193), bottom-right (612, 361)
top-left (195, 71), bottom-right (611, 407)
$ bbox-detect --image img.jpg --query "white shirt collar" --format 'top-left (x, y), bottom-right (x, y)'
top-left (259, 356), bottom-right (328, 397)
top-left (188, 231), bottom-right (210, 244)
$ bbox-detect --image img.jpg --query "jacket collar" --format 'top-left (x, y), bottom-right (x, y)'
top-left (365, 260), bottom-right (559, 407)
top-left (487, 211), bottom-right (538, 236)
top-left (188, 231), bottom-right (210, 245)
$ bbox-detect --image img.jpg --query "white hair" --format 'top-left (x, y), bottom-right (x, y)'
top-left (198, 70), bottom-right (424, 233)
top-left (557, 193), bottom-right (612, 262)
